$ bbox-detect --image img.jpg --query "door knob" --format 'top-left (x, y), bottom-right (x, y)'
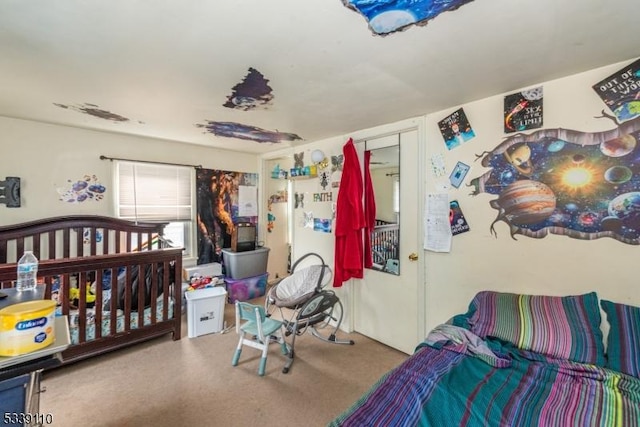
top-left (408, 253), bottom-right (418, 261)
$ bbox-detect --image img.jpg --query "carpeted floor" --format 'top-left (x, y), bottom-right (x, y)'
top-left (38, 296), bottom-right (408, 427)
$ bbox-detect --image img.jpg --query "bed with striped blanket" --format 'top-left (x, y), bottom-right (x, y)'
top-left (330, 291), bottom-right (640, 427)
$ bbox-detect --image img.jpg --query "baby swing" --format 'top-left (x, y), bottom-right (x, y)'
top-left (265, 252), bottom-right (354, 373)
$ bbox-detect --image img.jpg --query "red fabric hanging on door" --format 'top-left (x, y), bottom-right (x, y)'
top-left (364, 150), bottom-right (376, 269)
top-left (333, 138), bottom-right (365, 287)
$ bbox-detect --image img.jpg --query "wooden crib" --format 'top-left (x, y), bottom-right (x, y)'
top-left (0, 215), bottom-right (183, 365)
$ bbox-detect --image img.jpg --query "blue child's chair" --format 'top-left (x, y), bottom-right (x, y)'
top-left (232, 301), bottom-right (288, 376)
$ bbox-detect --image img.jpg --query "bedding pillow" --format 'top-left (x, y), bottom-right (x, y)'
top-left (467, 291), bottom-right (605, 365)
top-left (600, 300), bottom-right (640, 378)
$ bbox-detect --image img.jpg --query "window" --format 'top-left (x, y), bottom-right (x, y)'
top-left (115, 161), bottom-right (194, 256)
top-left (393, 178), bottom-right (400, 213)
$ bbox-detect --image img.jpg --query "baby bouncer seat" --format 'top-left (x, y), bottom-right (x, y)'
top-left (265, 252), bottom-right (354, 373)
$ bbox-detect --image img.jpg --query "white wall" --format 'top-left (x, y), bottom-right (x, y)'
top-left (423, 58), bottom-right (640, 334)
top-left (263, 156), bottom-right (293, 280)
top-left (283, 57), bottom-right (640, 341)
top-left (0, 117), bottom-right (259, 264)
top-left (371, 166), bottom-right (398, 223)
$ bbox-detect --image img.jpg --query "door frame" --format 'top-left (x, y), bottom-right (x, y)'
top-left (346, 116), bottom-right (426, 352)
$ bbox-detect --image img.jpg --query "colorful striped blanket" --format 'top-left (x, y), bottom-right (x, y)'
top-left (329, 325), bottom-right (640, 426)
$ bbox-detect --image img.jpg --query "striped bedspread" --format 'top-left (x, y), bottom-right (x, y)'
top-left (329, 326), bottom-right (640, 427)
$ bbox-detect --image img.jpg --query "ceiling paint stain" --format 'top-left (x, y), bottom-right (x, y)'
top-left (342, 0), bottom-right (475, 36)
top-left (54, 102), bottom-right (143, 123)
top-left (224, 68), bottom-right (274, 111)
top-left (196, 121), bottom-right (302, 143)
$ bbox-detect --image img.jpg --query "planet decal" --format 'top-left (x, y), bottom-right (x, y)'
top-left (490, 180), bottom-right (556, 231)
top-left (547, 139), bottom-right (565, 153)
top-left (608, 192), bottom-right (640, 228)
top-left (572, 154), bottom-right (586, 164)
top-left (503, 143), bottom-right (533, 176)
top-left (613, 101), bottom-right (640, 121)
top-left (369, 10), bottom-right (416, 34)
top-left (600, 133), bottom-right (637, 157)
top-left (578, 211), bottom-right (599, 227)
top-left (565, 203), bottom-right (579, 212)
top-left (600, 216), bottom-right (623, 234)
top-left (499, 169), bottom-right (516, 185)
top-left (604, 165), bottom-right (633, 184)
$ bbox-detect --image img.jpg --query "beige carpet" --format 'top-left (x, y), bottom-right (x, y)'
top-left (39, 297), bottom-right (408, 427)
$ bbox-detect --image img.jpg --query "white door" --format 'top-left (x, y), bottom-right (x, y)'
top-left (352, 127), bottom-right (424, 355)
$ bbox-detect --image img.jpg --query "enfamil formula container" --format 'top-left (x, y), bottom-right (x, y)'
top-left (0, 300), bottom-right (56, 357)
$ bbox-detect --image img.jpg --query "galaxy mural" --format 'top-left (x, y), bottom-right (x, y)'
top-left (470, 114), bottom-right (640, 244)
top-left (196, 169), bottom-right (258, 264)
top-left (54, 103), bottom-right (143, 123)
top-left (57, 174), bottom-right (106, 203)
top-left (224, 68), bottom-right (274, 111)
top-left (195, 121), bottom-right (302, 143)
top-left (342, 0), bottom-right (475, 35)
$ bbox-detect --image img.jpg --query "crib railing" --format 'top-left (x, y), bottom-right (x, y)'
top-left (0, 248), bottom-right (183, 364)
top-left (370, 223), bottom-right (399, 267)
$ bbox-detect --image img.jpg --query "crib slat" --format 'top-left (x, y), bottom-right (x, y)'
top-left (76, 228), bottom-right (83, 257)
top-left (150, 262), bottom-right (158, 324)
top-left (90, 227), bottom-right (97, 256)
top-left (33, 234), bottom-right (41, 261)
top-left (124, 266), bottom-right (132, 332)
top-left (48, 231), bottom-right (56, 260)
top-left (95, 269), bottom-right (103, 339)
top-left (16, 238), bottom-right (24, 259)
top-left (78, 271), bottom-right (87, 344)
top-left (0, 240), bottom-right (6, 264)
top-left (63, 228), bottom-right (70, 258)
top-left (137, 264), bottom-right (144, 327)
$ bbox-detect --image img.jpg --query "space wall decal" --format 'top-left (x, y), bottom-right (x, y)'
top-left (470, 114), bottom-right (640, 244)
top-left (342, 0), bottom-right (475, 36)
top-left (224, 67), bottom-right (274, 111)
top-left (54, 103), bottom-right (143, 123)
top-left (195, 120), bottom-right (302, 143)
top-left (57, 174), bottom-right (106, 203)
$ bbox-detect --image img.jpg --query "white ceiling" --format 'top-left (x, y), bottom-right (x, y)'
top-left (1, 1), bottom-right (638, 154)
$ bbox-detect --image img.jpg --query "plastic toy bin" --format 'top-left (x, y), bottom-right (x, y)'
top-left (185, 287), bottom-right (227, 338)
top-left (226, 273), bottom-right (268, 303)
top-left (222, 247), bottom-right (269, 279)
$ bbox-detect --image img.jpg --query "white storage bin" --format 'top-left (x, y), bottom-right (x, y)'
top-left (185, 286), bottom-right (227, 338)
top-left (222, 247), bottom-right (270, 279)
top-left (183, 262), bottom-right (222, 280)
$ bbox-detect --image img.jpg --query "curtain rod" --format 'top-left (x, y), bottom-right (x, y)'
top-left (99, 155), bottom-right (202, 169)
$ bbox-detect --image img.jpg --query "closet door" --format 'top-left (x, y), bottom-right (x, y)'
top-left (353, 128), bottom-right (423, 355)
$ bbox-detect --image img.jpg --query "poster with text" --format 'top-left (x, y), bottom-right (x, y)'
top-left (504, 86), bottom-right (543, 133)
top-left (449, 200), bottom-right (470, 235)
top-left (438, 108), bottom-right (476, 150)
top-left (592, 58), bottom-right (640, 123)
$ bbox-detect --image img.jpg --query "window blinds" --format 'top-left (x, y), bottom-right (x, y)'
top-left (116, 161), bottom-right (192, 221)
